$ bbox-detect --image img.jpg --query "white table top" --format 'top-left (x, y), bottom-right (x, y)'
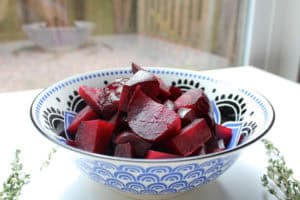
top-left (0, 66), bottom-right (299, 200)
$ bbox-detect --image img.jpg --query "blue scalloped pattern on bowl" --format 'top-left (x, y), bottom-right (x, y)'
top-left (76, 154), bottom-right (238, 194)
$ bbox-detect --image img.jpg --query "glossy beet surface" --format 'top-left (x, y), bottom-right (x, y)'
top-left (119, 70), bottom-right (160, 112)
top-left (168, 86), bottom-right (182, 101)
top-left (67, 106), bottom-right (98, 134)
top-left (114, 131), bottom-right (152, 158)
top-left (175, 88), bottom-right (210, 116)
top-left (75, 120), bottom-right (114, 154)
top-left (127, 86), bottom-right (181, 142)
top-left (168, 118), bottom-right (212, 156)
top-left (146, 150), bottom-right (179, 159)
top-left (177, 107), bottom-right (197, 127)
top-left (79, 86), bottom-right (117, 119)
top-left (114, 142), bottom-right (134, 158)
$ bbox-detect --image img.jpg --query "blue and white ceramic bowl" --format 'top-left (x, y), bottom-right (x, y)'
top-left (30, 67), bottom-right (275, 199)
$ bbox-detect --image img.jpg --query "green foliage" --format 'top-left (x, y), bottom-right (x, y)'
top-left (262, 139), bottom-right (300, 200)
top-left (0, 148), bottom-right (57, 200)
top-left (40, 148), bottom-right (57, 171)
top-left (0, 150), bottom-right (30, 200)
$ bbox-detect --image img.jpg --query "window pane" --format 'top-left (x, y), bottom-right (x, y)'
top-left (0, 0), bottom-right (250, 92)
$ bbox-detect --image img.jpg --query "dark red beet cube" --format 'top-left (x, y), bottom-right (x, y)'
top-left (177, 107), bottom-right (197, 127)
top-left (205, 137), bottom-right (226, 153)
top-left (156, 77), bottom-right (171, 101)
top-left (67, 106), bottom-right (98, 134)
top-left (169, 86), bottom-right (182, 101)
top-left (204, 112), bottom-right (216, 133)
top-left (75, 120), bottom-right (114, 154)
top-left (205, 137), bottom-right (217, 153)
top-left (106, 77), bottom-right (128, 106)
top-left (174, 88), bottom-right (210, 116)
top-left (119, 70), bottom-right (160, 112)
top-left (191, 146), bottom-right (206, 156)
top-left (79, 85), bottom-right (117, 119)
top-left (114, 131), bottom-right (152, 157)
top-left (98, 88), bottom-right (119, 119)
top-left (146, 150), bottom-right (179, 159)
top-left (168, 118), bottom-right (212, 156)
top-left (124, 70), bottom-right (160, 94)
top-left (215, 124), bottom-right (232, 147)
top-left (108, 111), bottom-right (119, 126)
top-left (132, 63), bottom-right (170, 101)
top-left (111, 111), bottom-right (129, 133)
top-left (78, 85), bottom-right (101, 112)
top-left (127, 86), bottom-right (181, 142)
top-left (114, 142), bottom-right (134, 158)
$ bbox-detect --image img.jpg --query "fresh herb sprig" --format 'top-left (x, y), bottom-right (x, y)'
top-left (40, 148), bottom-right (57, 171)
top-left (0, 150), bottom-right (30, 200)
top-left (261, 139), bottom-right (300, 200)
top-left (0, 148), bottom-right (57, 200)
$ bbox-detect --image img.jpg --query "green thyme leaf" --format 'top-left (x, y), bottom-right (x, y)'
top-left (40, 148), bottom-right (57, 171)
top-left (262, 139), bottom-right (300, 200)
top-left (0, 150), bottom-right (30, 200)
top-left (0, 148), bottom-right (57, 200)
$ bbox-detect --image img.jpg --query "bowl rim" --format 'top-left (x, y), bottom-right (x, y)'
top-left (30, 67), bottom-right (275, 163)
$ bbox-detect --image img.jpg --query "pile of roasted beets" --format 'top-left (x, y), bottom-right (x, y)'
top-left (66, 63), bottom-right (232, 159)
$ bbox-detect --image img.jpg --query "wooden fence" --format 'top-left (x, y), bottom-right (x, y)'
top-left (137, 0), bottom-right (244, 62)
top-left (0, 0), bottom-right (245, 62)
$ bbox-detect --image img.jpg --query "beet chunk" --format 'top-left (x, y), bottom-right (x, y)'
top-left (191, 146), bottom-right (206, 156)
top-left (215, 124), bottom-right (232, 147)
top-left (114, 142), bottom-right (134, 158)
top-left (75, 120), bottom-right (114, 154)
top-left (146, 150), bottom-right (179, 159)
top-left (168, 118), bottom-right (212, 156)
top-left (169, 86), bottom-right (182, 101)
top-left (78, 86), bottom-right (101, 112)
top-left (131, 63), bottom-right (170, 102)
top-left (127, 86), bottom-right (181, 142)
top-left (79, 86), bottom-right (117, 119)
top-left (177, 107), bottom-right (197, 127)
top-left (119, 70), bottom-right (160, 112)
top-left (67, 106), bottom-right (98, 134)
top-left (174, 88), bottom-right (210, 116)
top-left (114, 131), bottom-right (152, 157)
top-left (156, 77), bottom-right (171, 102)
top-left (106, 78), bottom-right (128, 104)
top-left (205, 137), bottom-right (226, 153)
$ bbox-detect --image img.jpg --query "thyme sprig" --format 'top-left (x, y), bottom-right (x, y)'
top-left (40, 148), bottom-right (57, 171)
top-left (0, 150), bottom-right (30, 200)
top-left (0, 148), bottom-right (57, 200)
top-left (262, 139), bottom-right (300, 200)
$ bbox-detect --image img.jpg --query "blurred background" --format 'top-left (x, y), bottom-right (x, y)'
top-left (0, 0), bottom-right (299, 92)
